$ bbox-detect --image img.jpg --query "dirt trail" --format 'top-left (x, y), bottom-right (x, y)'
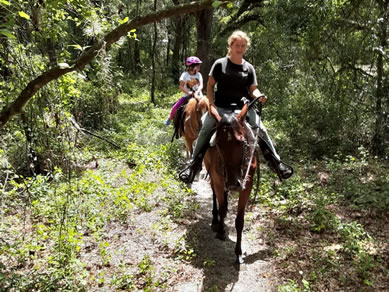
top-left (177, 175), bottom-right (277, 291)
top-left (82, 162), bottom-right (278, 291)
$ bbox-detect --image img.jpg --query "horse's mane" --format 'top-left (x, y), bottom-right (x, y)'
top-left (185, 98), bottom-right (197, 113)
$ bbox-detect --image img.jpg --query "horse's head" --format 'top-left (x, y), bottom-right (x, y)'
top-left (215, 104), bottom-right (253, 191)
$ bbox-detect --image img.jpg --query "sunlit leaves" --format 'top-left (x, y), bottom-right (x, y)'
top-left (18, 11), bottom-right (30, 20)
top-left (0, 29), bottom-right (15, 39)
top-left (212, 1), bottom-right (221, 8)
top-left (226, 2), bottom-right (234, 9)
top-left (68, 44), bottom-right (83, 51)
top-left (127, 29), bottom-right (138, 40)
top-left (58, 62), bottom-right (70, 69)
top-left (119, 17), bottom-right (129, 24)
top-left (0, 0), bottom-right (10, 6)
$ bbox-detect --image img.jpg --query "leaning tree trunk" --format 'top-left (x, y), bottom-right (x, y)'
top-left (195, 7), bottom-right (213, 88)
top-left (133, 0), bottom-right (142, 73)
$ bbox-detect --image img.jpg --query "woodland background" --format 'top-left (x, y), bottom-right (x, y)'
top-left (0, 0), bottom-right (388, 291)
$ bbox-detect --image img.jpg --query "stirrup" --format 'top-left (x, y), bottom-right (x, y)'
top-left (179, 166), bottom-right (197, 184)
top-left (179, 157), bottom-right (203, 184)
top-left (279, 162), bottom-right (293, 180)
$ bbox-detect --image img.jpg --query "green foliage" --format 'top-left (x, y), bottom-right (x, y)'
top-left (174, 234), bottom-right (197, 262)
top-left (309, 190), bottom-right (338, 233)
top-left (278, 279), bottom-right (301, 292)
top-left (244, 0), bottom-right (388, 158)
top-left (0, 84), bottom-right (198, 289)
top-left (258, 148), bottom-right (386, 290)
top-left (323, 148), bottom-right (389, 210)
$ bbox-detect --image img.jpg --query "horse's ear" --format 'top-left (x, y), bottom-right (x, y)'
top-left (237, 104), bottom-right (248, 122)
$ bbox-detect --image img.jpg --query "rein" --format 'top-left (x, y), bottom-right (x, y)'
top-left (216, 114), bottom-right (254, 191)
top-left (241, 125), bottom-right (258, 190)
top-left (241, 98), bottom-right (262, 190)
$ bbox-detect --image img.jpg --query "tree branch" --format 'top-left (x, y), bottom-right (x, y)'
top-left (70, 117), bottom-right (121, 149)
top-left (0, 0), bottom-right (216, 129)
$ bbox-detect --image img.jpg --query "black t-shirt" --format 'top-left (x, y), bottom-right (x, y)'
top-left (209, 57), bottom-right (257, 108)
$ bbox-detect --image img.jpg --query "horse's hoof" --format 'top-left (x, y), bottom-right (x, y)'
top-left (235, 255), bottom-right (244, 265)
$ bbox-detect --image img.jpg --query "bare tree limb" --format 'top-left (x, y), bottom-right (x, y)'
top-left (0, 0), bottom-right (216, 129)
top-left (69, 117), bottom-right (121, 149)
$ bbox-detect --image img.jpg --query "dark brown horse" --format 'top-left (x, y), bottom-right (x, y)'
top-left (203, 103), bottom-right (258, 264)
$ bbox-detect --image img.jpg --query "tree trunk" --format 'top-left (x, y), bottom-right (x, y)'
top-left (195, 7), bottom-right (213, 89)
top-left (150, 0), bottom-right (158, 105)
top-left (46, 38), bottom-right (58, 67)
top-left (171, 16), bottom-right (184, 84)
top-left (171, 0), bottom-right (186, 84)
top-left (372, 0), bottom-right (388, 157)
top-left (133, 0), bottom-right (141, 73)
top-left (0, 7), bottom-right (11, 83)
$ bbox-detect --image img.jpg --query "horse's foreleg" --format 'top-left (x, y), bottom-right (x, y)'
top-left (184, 138), bottom-right (193, 158)
top-left (211, 187), bottom-right (219, 231)
top-left (214, 185), bottom-right (227, 241)
top-left (224, 191), bottom-right (228, 214)
top-left (216, 199), bottom-right (227, 241)
top-left (235, 188), bottom-right (250, 264)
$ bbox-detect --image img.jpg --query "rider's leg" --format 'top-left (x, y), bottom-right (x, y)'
top-left (247, 108), bottom-right (293, 180)
top-left (192, 112), bottom-right (216, 158)
top-left (167, 96), bottom-right (186, 121)
top-left (179, 112), bottom-right (216, 183)
top-left (257, 119), bottom-right (281, 161)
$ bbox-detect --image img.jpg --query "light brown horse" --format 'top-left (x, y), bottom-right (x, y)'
top-left (180, 96), bottom-right (209, 155)
top-left (203, 103), bottom-right (258, 264)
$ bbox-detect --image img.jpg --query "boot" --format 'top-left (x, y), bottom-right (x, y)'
top-left (179, 137), bottom-right (211, 184)
top-left (277, 161), bottom-right (293, 179)
top-left (179, 155), bottom-right (203, 184)
top-left (260, 142), bottom-right (293, 180)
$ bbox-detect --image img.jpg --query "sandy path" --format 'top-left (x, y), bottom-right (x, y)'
top-left (175, 175), bottom-right (277, 291)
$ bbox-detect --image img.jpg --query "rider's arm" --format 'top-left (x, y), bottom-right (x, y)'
top-left (195, 73), bottom-right (203, 97)
top-left (207, 76), bottom-right (222, 122)
top-left (249, 85), bottom-right (267, 104)
top-left (180, 80), bottom-right (192, 95)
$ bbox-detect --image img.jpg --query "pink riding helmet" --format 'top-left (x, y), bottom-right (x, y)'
top-left (185, 56), bottom-right (202, 66)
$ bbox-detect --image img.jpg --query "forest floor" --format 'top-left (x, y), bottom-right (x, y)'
top-left (80, 158), bottom-right (389, 292)
top-left (80, 162), bottom-right (279, 291)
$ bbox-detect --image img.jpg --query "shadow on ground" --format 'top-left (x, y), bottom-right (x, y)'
top-left (182, 180), bottom-right (274, 291)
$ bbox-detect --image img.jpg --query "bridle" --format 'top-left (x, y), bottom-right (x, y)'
top-left (215, 114), bottom-right (254, 191)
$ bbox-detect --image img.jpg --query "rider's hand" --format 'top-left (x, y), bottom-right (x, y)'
top-left (259, 95), bottom-right (267, 104)
top-left (210, 104), bottom-right (222, 122)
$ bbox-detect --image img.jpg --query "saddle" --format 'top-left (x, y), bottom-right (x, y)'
top-left (210, 105), bottom-right (293, 181)
top-left (171, 95), bottom-right (193, 142)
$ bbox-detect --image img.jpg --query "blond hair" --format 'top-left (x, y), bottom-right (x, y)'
top-left (227, 30), bottom-right (251, 56)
